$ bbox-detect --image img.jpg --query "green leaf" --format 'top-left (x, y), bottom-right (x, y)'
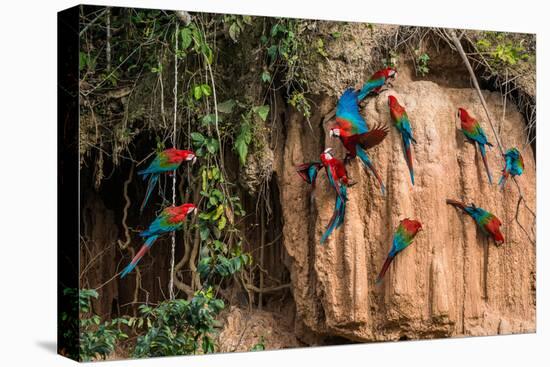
top-left (206, 139), bottom-right (219, 154)
top-left (217, 99), bottom-right (236, 114)
top-left (191, 132), bottom-right (205, 143)
top-left (253, 105), bottom-right (270, 122)
top-left (200, 226), bottom-right (210, 241)
top-left (234, 122), bottom-right (252, 166)
top-left (218, 216), bottom-right (227, 230)
top-left (261, 71), bottom-right (271, 83)
top-left (79, 52), bottom-right (88, 71)
top-left (201, 84), bottom-right (212, 97)
top-left (193, 85), bottom-right (202, 100)
top-left (213, 205), bottom-right (224, 220)
top-left (229, 22), bottom-right (240, 42)
top-left (180, 28), bottom-right (193, 50)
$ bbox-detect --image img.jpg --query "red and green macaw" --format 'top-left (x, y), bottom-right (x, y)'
top-left (357, 67), bottom-right (397, 100)
top-left (138, 148), bottom-right (196, 212)
top-left (446, 199), bottom-right (504, 245)
top-left (499, 147), bottom-right (524, 188)
top-left (388, 95), bottom-right (417, 185)
top-left (329, 88), bottom-right (389, 194)
top-left (296, 148), bottom-right (350, 244)
top-left (457, 108), bottom-right (493, 184)
top-left (376, 218), bottom-right (423, 284)
top-left (120, 203), bottom-right (197, 278)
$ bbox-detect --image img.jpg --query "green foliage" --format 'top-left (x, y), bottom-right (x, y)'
top-left (224, 14), bottom-right (253, 43)
top-left (289, 91), bottom-right (311, 118)
top-left (233, 105), bottom-right (269, 166)
top-left (316, 38), bottom-right (329, 57)
top-left (235, 119), bottom-right (252, 166)
top-left (133, 289), bottom-right (224, 357)
top-left (62, 288), bottom-right (128, 362)
top-left (261, 19), bottom-right (312, 118)
top-left (382, 50), bottom-right (398, 68)
top-left (250, 336), bottom-right (266, 351)
top-left (476, 32), bottom-right (531, 67)
top-left (415, 51), bottom-right (430, 76)
top-left (198, 241), bottom-right (251, 279)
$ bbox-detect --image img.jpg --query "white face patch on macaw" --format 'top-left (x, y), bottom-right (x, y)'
top-left (187, 154), bottom-right (197, 164)
top-left (187, 206), bottom-right (197, 215)
top-left (329, 128), bottom-right (340, 137)
top-left (322, 148), bottom-right (333, 160)
top-left (388, 70), bottom-right (396, 77)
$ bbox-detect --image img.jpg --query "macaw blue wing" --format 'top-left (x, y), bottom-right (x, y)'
top-left (335, 88), bottom-right (368, 134)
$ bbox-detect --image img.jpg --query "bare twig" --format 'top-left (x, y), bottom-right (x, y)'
top-left (79, 8), bottom-right (108, 37)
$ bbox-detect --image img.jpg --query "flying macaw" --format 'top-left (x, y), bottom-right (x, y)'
top-left (120, 203), bottom-right (198, 278)
top-left (296, 148), bottom-right (351, 244)
top-left (388, 95), bottom-right (417, 185)
top-left (457, 108), bottom-right (493, 184)
top-left (357, 67), bottom-right (397, 100)
top-left (138, 148), bottom-right (196, 212)
top-left (446, 199), bottom-right (504, 245)
top-left (499, 147), bottom-right (524, 188)
top-left (329, 88), bottom-right (389, 194)
top-left (376, 218), bottom-right (423, 284)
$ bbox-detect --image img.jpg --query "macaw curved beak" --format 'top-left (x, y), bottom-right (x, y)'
top-left (192, 156), bottom-right (197, 165)
top-left (324, 147), bottom-right (333, 154)
top-left (329, 130), bottom-right (334, 137)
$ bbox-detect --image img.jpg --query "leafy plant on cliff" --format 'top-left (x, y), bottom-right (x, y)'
top-left (132, 288), bottom-right (224, 357)
top-left (62, 288), bottom-right (128, 362)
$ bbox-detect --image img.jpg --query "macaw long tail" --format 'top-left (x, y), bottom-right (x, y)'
top-left (376, 254), bottom-right (395, 284)
top-left (356, 148), bottom-right (386, 195)
top-left (478, 143), bottom-right (493, 184)
top-left (320, 187), bottom-right (347, 244)
top-left (140, 174), bottom-right (159, 213)
top-left (446, 199), bottom-right (467, 212)
top-left (402, 135), bottom-right (415, 185)
top-left (120, 235), bottom-right (158, 278)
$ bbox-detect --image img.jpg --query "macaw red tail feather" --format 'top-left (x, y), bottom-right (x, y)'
top-left (478, 143), bottom-right (493, 184)
top-left (120, 235), bottom-right (158, 278)
top-left (376, 255), bottom-right (395, 284)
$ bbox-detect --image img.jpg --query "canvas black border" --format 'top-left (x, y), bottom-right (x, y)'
top-left (57, 5), bottom-right (80, 361)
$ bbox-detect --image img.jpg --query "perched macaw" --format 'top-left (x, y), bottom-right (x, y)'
top-left (376, 218), bottom-right (423, 284)
top-left (457, 108), bottom-right (493, 184)
top-left (296, 148), bottom-right (351, 244)
top-left (329, 88), bottom-right (389, 194)
top-left (120, 203), bottom-right (197, 278)
top-left (388, 95), bottom-right (417, 185)
top-left (357, 67), bottom-right (397, 100)
top-left (138, 148), bottom-right (196, 212)
top-left (319, 148), bottom-right (350, 244)
top-left (446, 199), bottom-right (504, 245)
top-left (499, 147), bottom-right (524, 188)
